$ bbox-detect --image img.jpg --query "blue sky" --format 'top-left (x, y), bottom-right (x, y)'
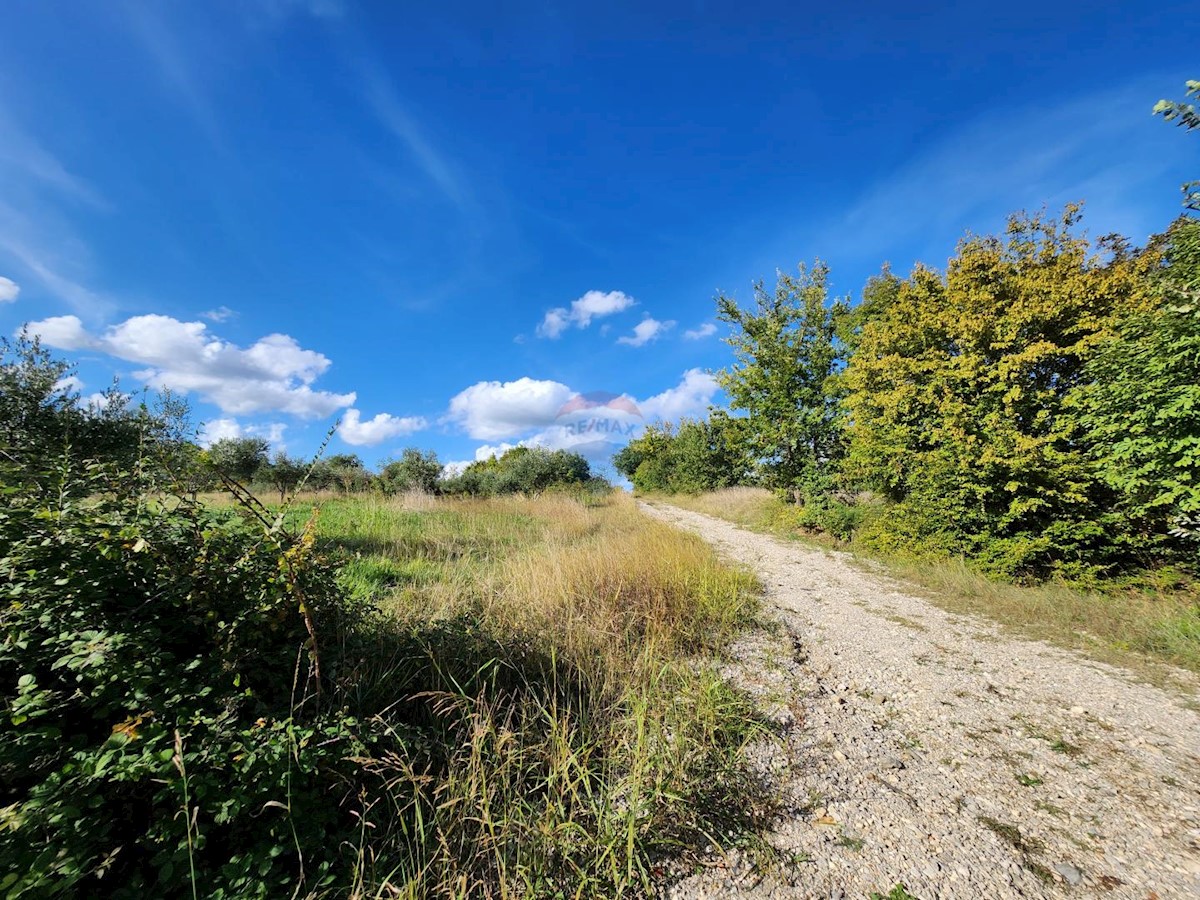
top-left (1, 1), bottom-right (1195, 475)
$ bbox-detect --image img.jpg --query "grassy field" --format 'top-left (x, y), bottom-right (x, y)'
top-left (656, 488), bottom-right (1200, 679)
top-left (257, 489), bottom-right (773, 896)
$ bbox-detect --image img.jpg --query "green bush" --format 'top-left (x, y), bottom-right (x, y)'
top-left (441, 446), bottom-right (600, 497)
top-left (0, 461), bottom-right (377, 897)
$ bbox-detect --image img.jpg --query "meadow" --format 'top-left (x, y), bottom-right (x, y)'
top-left (225, 487), bottom-right (771, 897)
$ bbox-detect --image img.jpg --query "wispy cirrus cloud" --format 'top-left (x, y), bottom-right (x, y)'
top-left (361, 64), bottom-right (471, 212)
top-left (683, 322), bottom-right (717, 340)
top-left (0, 102), bottom-right (116, 318)
top-left (0, 104), bottom-right (108, 210)
top-left (793, 74), bottom-right (1196, 280)
top-left (116, 0), bottom-right (224, 149)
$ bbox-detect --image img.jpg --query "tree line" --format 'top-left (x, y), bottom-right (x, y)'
top-left (0, 337), bottom-right (605, 502)
top-left (617, 83), bottom-right (1199, 582)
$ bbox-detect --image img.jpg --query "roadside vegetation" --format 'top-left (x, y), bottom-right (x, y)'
top-left (619, 84), bottom-right (1200, 672)
top-left (1, 339), bottom-right (770, 896)
top-left (660, 487), bottom-right (1200, 675)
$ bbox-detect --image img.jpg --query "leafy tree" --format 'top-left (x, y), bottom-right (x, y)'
top-left (207, 436), bottom-right (269, 484)
top-left (1083, 217), bottom-right (1200, 546)
top-left (716, 262), bottom-right (847, 498)
top-left (380, 448), bottom-right (443, 494)
top-left (834, 264), bottom-right (902, 356)
top-left (313, 453), bottom-right (370, 493)
top-left (0, 332), bottom-right (164, 484)
top-left (1154, 79), bottom-right (1200, 131)
top-left (1155, 79), bottom-right (1200, 209)
top-left (442, 447), bottom-right (598, 496)
top-left (614, 416), bottom-right (750, 493)
top-left (264, 451), bottom-right (307, 502)
top-left (843, 207), bottom-right (1155, 577)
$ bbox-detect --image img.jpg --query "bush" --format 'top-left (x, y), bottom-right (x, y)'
top-left (0, 460), bottom-right (377, 897)
top-left (441, 447), bottom-right (599, 497)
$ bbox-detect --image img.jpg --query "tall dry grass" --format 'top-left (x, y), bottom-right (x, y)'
top-left (275, 490), bottom-right (772, 898)
top-left (662, 486), bottom-right (778, 529)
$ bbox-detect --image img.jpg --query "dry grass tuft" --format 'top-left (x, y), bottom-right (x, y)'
top-left (664, 486), bottom-right (778, 529)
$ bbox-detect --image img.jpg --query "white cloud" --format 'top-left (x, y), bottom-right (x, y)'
top-left (449, 369), bottom-right (721, 467)
top-left (639, 368), bottom-right (720, 422)
top-left (683, 322), bottom-right (717, 340)
top-left (84, 391), bottom-right (124, 411)
top-left (200, 417), bottom-right (288, 450)
top-left (536, 290), bottom-right (636, 338)
top-left (26, 314), bottom-right (356, 418)
top-left (338, 409), bottom-right (427, 446)
top-left (53, 375), bottom-right (84, 394)
top-left (617, 316), bottom-right (675, 347)
top-left (473, 442), bottom-right (517, 461)
top-left (25, 314), bottom-right (90, 347)
top-left (446, 377), bottom-right (574, 440)
top-left (202, 305), bottom-right (236, 323)
top-left (0, 276), bottom-right (18, 303)
top-left (441, 459), bottom-right (472, 477)
top-left (537, 307), bottom-right (571, 339)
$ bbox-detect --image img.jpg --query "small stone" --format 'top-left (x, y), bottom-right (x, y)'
top-left (1053, 862), bottom-right (1083, 885)
top-left (833, 750), bottom-right (847, 762)
top-left (883, 755), bottom-right (906, 770)
top-left (1069, 706), bottom-right (1086, 717)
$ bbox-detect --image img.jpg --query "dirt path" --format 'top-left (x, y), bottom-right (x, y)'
top-left (641, 501), bottom-right (1200, 900)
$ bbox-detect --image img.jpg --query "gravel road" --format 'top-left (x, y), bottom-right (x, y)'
top-left (641, 501), bottom-right (1200, 900)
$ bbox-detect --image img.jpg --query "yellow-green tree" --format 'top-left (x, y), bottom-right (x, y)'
top-left (843, 207), bottom-right (1154, 578)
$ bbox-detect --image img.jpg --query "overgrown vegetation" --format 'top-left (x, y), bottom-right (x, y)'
top-left (0, 340), bottom-right (769, 896)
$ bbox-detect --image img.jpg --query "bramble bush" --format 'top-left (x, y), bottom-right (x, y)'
top-left (0, 459), bottom-right (379, 897)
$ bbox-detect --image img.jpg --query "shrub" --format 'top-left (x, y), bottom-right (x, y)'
top-left (0, 460), bottom-right (382, 897)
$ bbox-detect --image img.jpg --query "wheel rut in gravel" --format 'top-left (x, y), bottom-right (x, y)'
top-left (642, 501), bottom-right (1200, 900)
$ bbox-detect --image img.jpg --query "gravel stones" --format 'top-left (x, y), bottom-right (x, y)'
top-left (643, 501), bottom-right (1200, 900)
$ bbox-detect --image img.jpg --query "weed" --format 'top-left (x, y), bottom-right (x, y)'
top-left (979, 816), bottom-right (1044, 855)
top-left (1051, 739), bottom-right (1083, 757)
top-left (835, 833), bottom-right (866, 851)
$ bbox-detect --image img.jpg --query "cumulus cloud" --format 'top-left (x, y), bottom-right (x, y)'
top-left (617, 316), bottom-right (675, 347)
top-left (446, 377), bottom-right (574, 440)
top-left (200, 417), bottom-right (288, 449)
top-left (0, 276), bottom-right (19, 303)
top-left (53, 374), bottom-right (84, 394)
top-left (447, 370), bottom-right (721, 468)
top-left (536, 290), bottom-right (636, 338)
top-left (683, 322), bottom-right (717, 340)
top-left (639, 368), bottom-right (720, 421)
top-left (338, 409), bottom-right (427, 446)
top-left (26, 314), bottom-right (356, 418)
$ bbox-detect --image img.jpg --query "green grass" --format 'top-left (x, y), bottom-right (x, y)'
top-left (654, 489), bottom-right (1200, 680)
top-left (228, 490), bottom-right (773, 897)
